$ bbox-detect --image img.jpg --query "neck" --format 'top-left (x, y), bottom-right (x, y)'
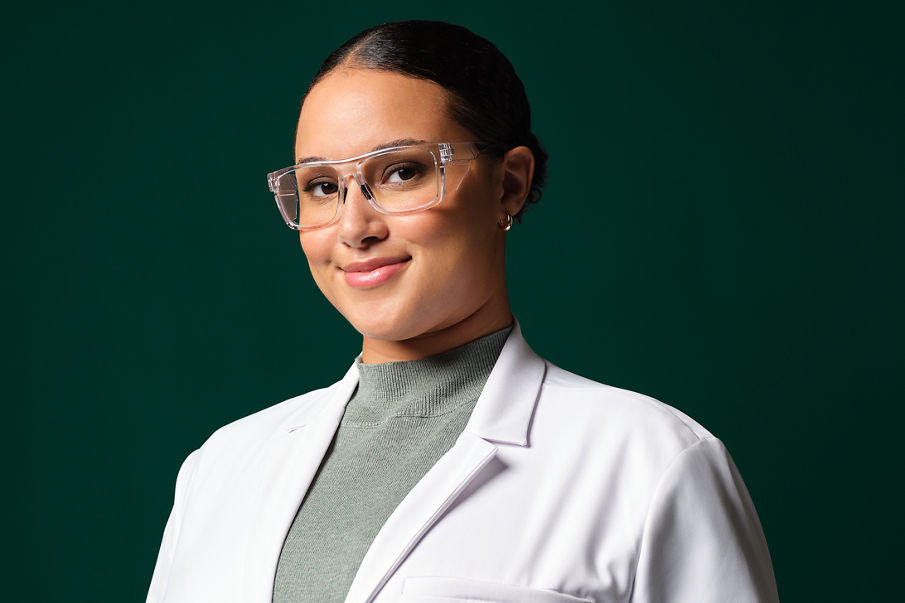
top-left (361, 297), bottom-right (513, 364)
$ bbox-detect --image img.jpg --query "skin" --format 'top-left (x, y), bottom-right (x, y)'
top-left (295, 67), bottom-right (534, 363)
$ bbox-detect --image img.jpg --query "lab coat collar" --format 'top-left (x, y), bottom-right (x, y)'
top-left (463, 320), bottom-right (545, 447)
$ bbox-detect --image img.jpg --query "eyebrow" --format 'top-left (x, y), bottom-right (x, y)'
top-left (294, 138), bottom-right (428, 164)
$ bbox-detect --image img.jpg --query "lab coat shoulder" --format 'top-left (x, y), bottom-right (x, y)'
top-left (541, 362), bottom-right (711, 436)
top-left (535, 361), bottom-right (715, 474)
top-left (147, 371), bottom-right (356, 602)
top-left (497, 361), bottom-right (779, 602)
top-left (174, 381), bottom-right (340, 488)
top-left (204, 377), bottom-right (347, 454)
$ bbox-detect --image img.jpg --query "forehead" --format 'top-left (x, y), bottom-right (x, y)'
top-left (294, 69), bottom-right (472, 162)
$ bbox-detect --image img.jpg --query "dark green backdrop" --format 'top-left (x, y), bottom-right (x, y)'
top-left (6, 0), bottom-right (902, 600)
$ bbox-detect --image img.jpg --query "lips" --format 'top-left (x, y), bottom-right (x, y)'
top-left (342, 257), bottom-right (410, 289)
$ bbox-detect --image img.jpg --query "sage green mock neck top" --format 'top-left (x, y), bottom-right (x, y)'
top-left (272, 326), bottom-right (511, 602)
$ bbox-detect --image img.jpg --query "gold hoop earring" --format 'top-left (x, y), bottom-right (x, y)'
top-left (499, 212), bottom-right (513, 231)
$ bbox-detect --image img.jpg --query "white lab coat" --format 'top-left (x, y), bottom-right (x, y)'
top-left (148, 323), bottom-right (778, 602)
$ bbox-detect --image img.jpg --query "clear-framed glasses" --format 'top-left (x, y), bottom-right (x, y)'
top-left (266, 141), bottom-right (488, 231)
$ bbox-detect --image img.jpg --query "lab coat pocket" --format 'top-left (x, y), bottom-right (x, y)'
top-left (400, 576), bottom-right (595, 602)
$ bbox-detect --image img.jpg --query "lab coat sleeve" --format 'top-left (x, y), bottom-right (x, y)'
top-left (147, 449), bottom-right (201, 603)
top-left (631, 437), bottom-right (779, 603)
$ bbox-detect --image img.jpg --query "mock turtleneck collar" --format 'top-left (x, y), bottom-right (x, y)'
top-left (342, 326), bottom-right (512, 425)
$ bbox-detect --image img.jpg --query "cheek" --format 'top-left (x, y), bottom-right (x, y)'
top-left (408, 212), bottom-right (499, 290)
top-left (299, 231), bottom-right (332, 265)
top-left (298, 231), bottom-right (336, 292)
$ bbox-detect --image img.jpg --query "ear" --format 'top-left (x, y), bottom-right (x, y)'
top-left (497, 146), bottom-right (535, 219)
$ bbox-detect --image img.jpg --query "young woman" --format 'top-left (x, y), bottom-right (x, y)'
top-left (148, 21), bottom-right (778, 603)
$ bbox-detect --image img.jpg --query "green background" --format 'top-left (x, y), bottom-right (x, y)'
top-left (5, 0), bottom-right (902, 600)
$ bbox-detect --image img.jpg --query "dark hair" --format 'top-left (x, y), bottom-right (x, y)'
top-left (301, 20), bottom-right (548, 221)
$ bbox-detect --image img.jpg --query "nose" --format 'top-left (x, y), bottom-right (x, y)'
top-left (337, 174), bottom-right (388, 249)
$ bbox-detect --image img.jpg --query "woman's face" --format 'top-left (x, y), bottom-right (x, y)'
top-left (295, 68), bottom-right (514, 361)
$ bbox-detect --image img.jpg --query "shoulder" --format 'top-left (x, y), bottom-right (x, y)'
top-left (527, 362), bottom-right (770, 563)
top-left (532, 361), bottom-right (719, 472)
top-left (194, 376), bottom-right (346, 460)
top-left (491, 323), bottom-right (718, 467)
top-left (541, 362), bottom-right (711, 439)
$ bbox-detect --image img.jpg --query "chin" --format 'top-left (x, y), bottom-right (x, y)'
top-left (342, 306), bottom-right (419, 342)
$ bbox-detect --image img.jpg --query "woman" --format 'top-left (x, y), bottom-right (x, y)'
top-left (148, 21), bottom-right (778, 603)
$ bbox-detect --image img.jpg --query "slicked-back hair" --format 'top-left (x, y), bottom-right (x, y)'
top-left (300, 20), bottom-right (548, 220)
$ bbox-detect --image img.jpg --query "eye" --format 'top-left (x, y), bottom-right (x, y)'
top-left (384, 163), bottom-right (424, 184)
top-left (304, 179), bottom-right (338, 197)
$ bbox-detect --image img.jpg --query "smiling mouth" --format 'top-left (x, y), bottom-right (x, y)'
top-left (342, 257), bottom-right (411, 289)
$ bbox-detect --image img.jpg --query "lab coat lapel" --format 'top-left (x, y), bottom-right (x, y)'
top-left (343, 432), bottom-right (499, 603)
top-left (242, 364), bottom-right (359, 601)
top-left (344, 322), bottom-right (547, 603)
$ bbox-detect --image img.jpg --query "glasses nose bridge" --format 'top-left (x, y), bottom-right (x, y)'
top-left (334, 165), bottom-right (376, 225)
top-left (335, 159), bottom-right (373, 200)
